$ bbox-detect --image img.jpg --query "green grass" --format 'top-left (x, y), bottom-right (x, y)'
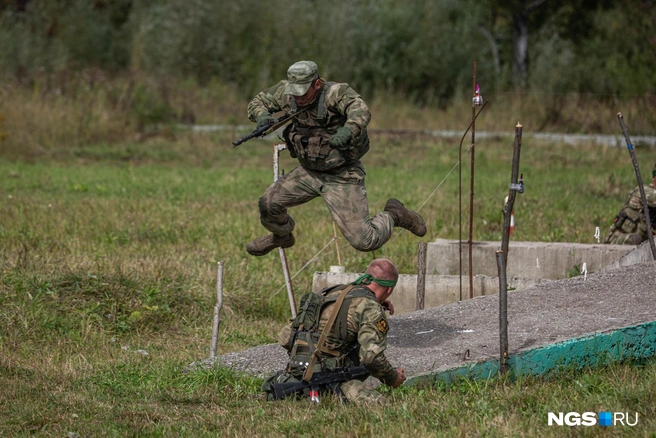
top-left (1, 119), bottom-right (656, 435)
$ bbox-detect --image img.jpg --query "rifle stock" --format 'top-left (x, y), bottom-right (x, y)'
top-left (271, 366), bottom-right (369, 400)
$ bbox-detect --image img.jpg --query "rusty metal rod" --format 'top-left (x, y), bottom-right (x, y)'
top-left (496, 250), bottom-right (509, 375)
top-left (458, 101), bottom-right (488, 301)
top-left (501, 123), bottom-right (523, 266)
top-left (617, 113), bottom-right (656, 260)
top-left (416, 242), bottom-right (427, 310)
top-left (468, 59), bottom-right (477, 299)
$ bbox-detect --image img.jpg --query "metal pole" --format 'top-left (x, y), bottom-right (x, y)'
top-left (459, 110), bottom-right (463, 302)
top-left (210, 261), bottom-right (224, 360)
top-left (456, 100), bottom-right (488, 301)
top-left (617, 113), bottom-right (656, 260)
top-left (468, 60), bottom-right (477, 299)
top-left (501, 123), bottom-right (524, 266)
top-left (416, 242), bottom-right (427, 311)
top-left (496, 250), bottom-right (509, 375)
top-left (274, 143), bottom-right (297, 318)
top-left (497, 122), bottom-right (524, 376)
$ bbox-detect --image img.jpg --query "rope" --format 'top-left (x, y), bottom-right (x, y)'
top-left (271, 236), bottom-right (338, 297)
top-left (387, 143), bottom-right (474, 246)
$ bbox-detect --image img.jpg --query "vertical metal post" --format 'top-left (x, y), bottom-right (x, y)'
top-left (416, 242), bottom-right (427, 311)
top-left (274, 143), bottom-right (297, 318)
top-left (497, 122), bottom-right (524, 376)
top-left (458, 111), bottom-right (463, 302)
top-left (496, 250), bottom-right (509, 375)
top-left (501, 124), bottom-right (523, 266)
top-left (210, 261), bottom-right (224, 360)
top-left (617, 113), bottom-right (656, 260)
top-left (469, 59), bottom-right (477, 300)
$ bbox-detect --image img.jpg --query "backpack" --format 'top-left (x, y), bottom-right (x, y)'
top-left (281, 284), bottom-right (376, 376)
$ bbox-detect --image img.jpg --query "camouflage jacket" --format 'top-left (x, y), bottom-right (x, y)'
top-left (247, 80), bottom-right (371, 171)
top-left (614, 183), bottom-right (656, 237)
top-left (278, 285), bottom-right (398, 386)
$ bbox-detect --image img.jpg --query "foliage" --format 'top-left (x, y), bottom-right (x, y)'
top-left (0, 0), bottom-right (654, 104)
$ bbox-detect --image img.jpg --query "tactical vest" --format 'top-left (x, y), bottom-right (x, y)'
top-left (612, 188), bottom-right (649, 236)
top-left (283, 81), bottom-right (370, 172)
top-left (282, 284), bottom-right (377, 376)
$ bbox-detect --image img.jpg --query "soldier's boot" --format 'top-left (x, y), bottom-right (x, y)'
top-left (384, 198), bottom-right (427, 237)
top-left (246, 233), bottom-right (295, 256)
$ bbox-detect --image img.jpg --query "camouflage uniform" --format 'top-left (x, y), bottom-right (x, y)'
top-left (247, 75), bottom-right (395, 252)
top-left (276, 284), bottom-right (398, 404)
top-left (604, 183), bottom-right (656, 245)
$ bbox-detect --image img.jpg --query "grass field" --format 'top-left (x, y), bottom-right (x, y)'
top-left (1, 91), bottom-right (656, 436)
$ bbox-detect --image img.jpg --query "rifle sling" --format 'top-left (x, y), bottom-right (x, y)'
top-left (302, 284), bottom-right (355, 382)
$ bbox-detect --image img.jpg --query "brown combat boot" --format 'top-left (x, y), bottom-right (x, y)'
top-left (384, 199), bottom-right (427, 237)
top-left (246, 233), bottom-right (295, 256)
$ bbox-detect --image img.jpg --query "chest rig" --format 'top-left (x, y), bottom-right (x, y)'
top-left (283, 82), bottom-right (369, 171)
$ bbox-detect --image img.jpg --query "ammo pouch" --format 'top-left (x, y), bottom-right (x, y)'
top-left (617, 209), bottom-right (641, 233)
top-left (289, 131), bottom-right (347, 171)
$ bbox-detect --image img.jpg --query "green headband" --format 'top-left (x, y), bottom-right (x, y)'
top-left (352, 273), bottom-right (397, 288)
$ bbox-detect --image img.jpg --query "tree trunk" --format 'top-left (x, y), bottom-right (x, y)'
top-left (512, 8), bottom-right (528, 89)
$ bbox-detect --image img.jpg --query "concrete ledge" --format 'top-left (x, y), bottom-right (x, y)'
top-left (406, 320), bottom-right (656, 387)
top-left (427, 239), bottom-right (633, 279)
top-left (603, 239), bottom-right (654, 271)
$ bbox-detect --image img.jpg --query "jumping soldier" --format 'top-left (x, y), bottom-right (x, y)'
top-left (604, 162), bottom-right (656, 245)
top-left (262, 258), bottom-right (406, 404)
top-left (245, 60), bottom-right (426, 256)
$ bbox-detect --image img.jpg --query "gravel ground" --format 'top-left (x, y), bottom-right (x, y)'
top-left (214, 260), bottom-right (656, 379)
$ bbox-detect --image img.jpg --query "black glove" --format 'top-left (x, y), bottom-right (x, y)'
top-left (329, 126), bottom-right (352, 150)
top-left (256, 113), bottom-right (275, 131)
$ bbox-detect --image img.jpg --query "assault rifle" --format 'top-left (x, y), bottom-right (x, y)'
top-left (232, 116), bottom-right (291, 147)
top-left (271, 366), bottom-right (370, 401)
top-left (232, 108), bottom-right (309, 147)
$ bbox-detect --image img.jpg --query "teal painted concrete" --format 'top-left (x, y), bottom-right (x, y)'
top-left (406, 320), bottom-right (656, 387)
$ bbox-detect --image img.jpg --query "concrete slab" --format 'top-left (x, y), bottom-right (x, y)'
top-left (215, 260), bottom-right (656, 381)
top-left (427, 239), bottom-right (633, 279)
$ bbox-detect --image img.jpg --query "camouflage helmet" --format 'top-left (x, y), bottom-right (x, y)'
top-left (284, 61), bottom-right (319, 96)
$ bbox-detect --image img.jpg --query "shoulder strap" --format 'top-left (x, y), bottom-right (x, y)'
top-left (302, 284), bottom-right (354, 382)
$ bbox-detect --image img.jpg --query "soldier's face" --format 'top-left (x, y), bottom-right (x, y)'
top-left (294, 79), bottom-right (321, 107)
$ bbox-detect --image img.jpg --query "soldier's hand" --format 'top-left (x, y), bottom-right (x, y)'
top-left (391, 368), bottom-right (406, 388)
top-left (383, 299), bottom-right (395, 315)
top-left (329, 126), bottom-right (352, 150)
top-left (256, 113), bottom-right (275, 131)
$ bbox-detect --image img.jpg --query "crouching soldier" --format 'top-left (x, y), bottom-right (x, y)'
top-left (604, 162), bottom-right (656, 245)
top-left (262, 259), bottom-right (406, 404)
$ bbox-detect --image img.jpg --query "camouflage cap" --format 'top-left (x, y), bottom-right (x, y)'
top-left (284, 61), bottom-right (319, 96)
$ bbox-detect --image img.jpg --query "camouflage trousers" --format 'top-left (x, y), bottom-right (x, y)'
top-left (339, 379), bottom-right (384, 405)
top-left (604, 228), bottom-right (644, 245)
top-left (257, 162), bottom-right (394, 252)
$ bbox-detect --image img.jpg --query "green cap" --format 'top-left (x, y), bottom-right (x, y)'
top-left (284, 61), bottom-right (319, 96)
